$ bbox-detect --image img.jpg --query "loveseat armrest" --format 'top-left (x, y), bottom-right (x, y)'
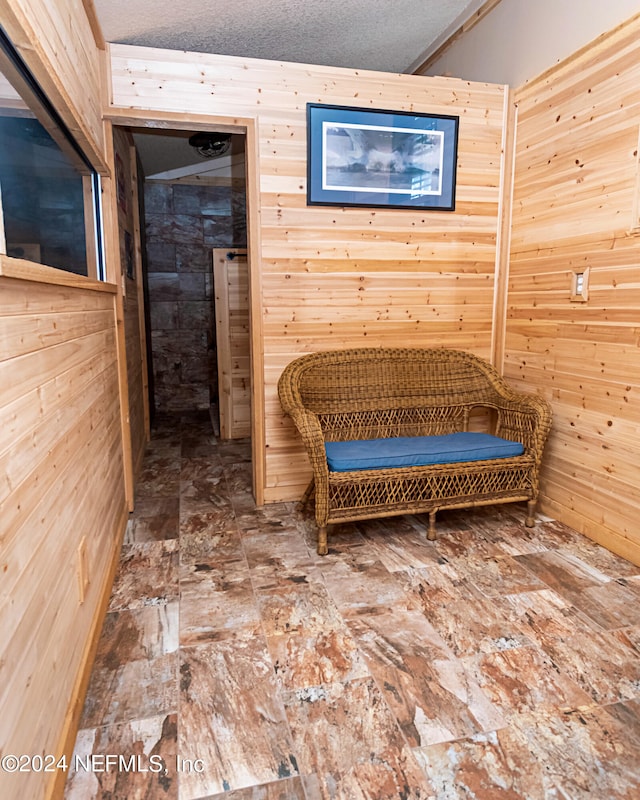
top-left (287, 408), bottom-right (328, 476)
top-left (285, 407), bottom-right (331, 525)
top-left (495, 393), bottom-right (552, 463)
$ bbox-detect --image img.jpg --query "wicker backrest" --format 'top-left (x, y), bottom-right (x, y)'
top-left (279, 348), bottom-right (521, 441)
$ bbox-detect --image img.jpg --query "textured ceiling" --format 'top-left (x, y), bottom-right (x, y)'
top-left (93, 0), bottom-right (482, 74)
top-left (99, 0), bottom-right (485, 176)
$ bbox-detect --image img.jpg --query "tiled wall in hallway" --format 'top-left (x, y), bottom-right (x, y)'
top-left (144, 183), bottom-right (246, 413)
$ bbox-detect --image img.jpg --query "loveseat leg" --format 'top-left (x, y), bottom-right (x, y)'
top-left (427, 511), bottom-right (437, 541)
top-left (317, 526), bottom-right (328, 555)
top-left (299, 479), bottom-right (315, 512)
top-left (525, 500), bottom-right (536, 528)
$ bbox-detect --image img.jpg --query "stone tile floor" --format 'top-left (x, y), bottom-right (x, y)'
top-left (64, 410), bottom-right (640, 799)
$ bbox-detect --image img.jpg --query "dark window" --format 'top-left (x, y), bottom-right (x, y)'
top-left (0, 27), bottom-right (104, 279)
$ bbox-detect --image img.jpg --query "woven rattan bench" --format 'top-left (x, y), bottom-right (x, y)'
top-left (278, 347), bottom-right (552, 555)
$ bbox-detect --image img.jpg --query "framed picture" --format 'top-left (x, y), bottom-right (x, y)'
top-left (307, 103), bottom-right (459, 211)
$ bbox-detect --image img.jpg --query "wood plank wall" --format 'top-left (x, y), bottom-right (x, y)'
top-left (213, 248), bottom-right (251, 439)
top-left (0, 3), bottom-right (135, 798)
top-left (113, 126), bottom-right (149, 476)
top-left (506, 14), bottom-right (640, 564)
top-left (108, 44), bottom-right (509, 501)
top-left (0, 0), bottom-right (106, 169)
top-left (0, 261), bottom-right (126, 800)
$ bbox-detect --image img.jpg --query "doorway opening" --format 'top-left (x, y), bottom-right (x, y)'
top-left (118, 124), bottom-right (250, 445)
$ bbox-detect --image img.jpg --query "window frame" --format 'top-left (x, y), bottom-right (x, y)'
top-left (0, 25), bottom-right (105, 280)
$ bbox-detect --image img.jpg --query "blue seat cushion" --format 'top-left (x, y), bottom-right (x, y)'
top-left (325, 432), bottom-right (524, 472)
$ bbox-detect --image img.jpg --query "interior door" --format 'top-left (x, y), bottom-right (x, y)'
top-left (213, 247), bottom-right (250, 439)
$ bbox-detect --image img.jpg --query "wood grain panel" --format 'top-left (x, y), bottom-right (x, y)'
top-left (506, 13), bottom-right (640, 565)
top-left (109, 44), bottom-right (509, 500)
top-left (113, 127), bottom-right (149, 478)
top-left (0, 267), bottom-right (127, 800)
top-left (0, 4), bottom-right (134, 799)
top-left (1, 0), bottom-right (106, 169)
top-left (213, 248), bottom-right (251, 439)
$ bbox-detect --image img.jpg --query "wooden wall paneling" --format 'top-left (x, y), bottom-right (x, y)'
top-left (79, 0), bottom-right (106, 50)
top-left (102, 121), bottom-right (134, 508)
top-left (213, 248), bottom-right (251, 439)
top-left (506, 13), bottom-right (640, 564)
top-left (1, 374), bottom-right (119, 685)
top-left (130, 144), bottom-right (151, 443)
top-left (630, 123), bottom-right (640, 232)
top-left (245, 117), bottom-right (265, 504)
top-left (114, 299), bottom-right (134, 511)
top-left (0, 262), bottom-right (128, 800)
top-left (0, 3), bottom-right (133, 798)
top-left (2, 428), bottom-right (126, 800)
top-left (112, 126), bottom-right (149, 478)
top-left (0, 343), bottom-right (116, 523)
top-left (49, 493), bottom-right (126, 800)
top-left (108, 44), bottom-right (509, 502)
top-left (490, 89), bottom-right (517, 373)
top-left (0, 0), bottom-right (107, 171)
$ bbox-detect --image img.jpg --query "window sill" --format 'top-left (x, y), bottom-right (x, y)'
top-left (0, 255), bottom-right (116, 293)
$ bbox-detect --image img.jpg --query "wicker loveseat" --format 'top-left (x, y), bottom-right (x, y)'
top-left (278, 347), bottom-right (552, 555)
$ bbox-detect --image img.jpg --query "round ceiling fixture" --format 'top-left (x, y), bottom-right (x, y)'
top-left (188, 132), bottom-right (232, 159)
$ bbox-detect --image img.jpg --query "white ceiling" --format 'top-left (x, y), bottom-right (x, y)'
top-left (93, 0), bottom-right (485, 74)
top-left (133, 130), bottom-right (246, 179)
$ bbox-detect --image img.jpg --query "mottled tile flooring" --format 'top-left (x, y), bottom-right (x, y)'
top-left (65, 410), bottom-right (640, 800)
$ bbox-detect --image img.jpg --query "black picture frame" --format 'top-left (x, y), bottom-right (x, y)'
top-left (307, 103), bottom-right (459, 211)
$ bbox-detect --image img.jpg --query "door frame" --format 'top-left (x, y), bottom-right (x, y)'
top-left (105, 109), bottom-right (265, 505)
